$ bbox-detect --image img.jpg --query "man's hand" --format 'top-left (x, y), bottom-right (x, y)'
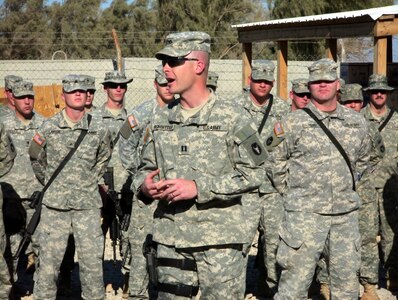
top-left (155, 179), bottom-right (198, 203)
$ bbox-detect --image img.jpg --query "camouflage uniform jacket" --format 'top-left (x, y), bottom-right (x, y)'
top-left (235, 91), bottom-right (290, 193)
top-left (0, 112), bottom-right (45, 199)
top-left (0, 105), bottom-right (13, 119)
top-left (90, 103), bottom-right (129, 192)
top-left (361, 105), bottom-right (398, 188)
top-left (119, 98), bottom-right (158, 176)
top-left (29, 111), bottom-right (112, 210)
top-left (271, 101), bottom-right (370, 214)
top-left (133, 92), bottom-right (268, 248)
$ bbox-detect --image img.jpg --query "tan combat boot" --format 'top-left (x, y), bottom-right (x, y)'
top-left (319, 282), bottom-right (330, 300)
top-left (361, 283), bottom-right (380, 300)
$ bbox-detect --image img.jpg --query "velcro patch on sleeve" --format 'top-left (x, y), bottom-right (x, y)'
top-left (128, 114), bottom-right (138, 129)
top-left (274, 122), bottom-right (285, 137)
top-left (33, 133), bottom-right (45, 146)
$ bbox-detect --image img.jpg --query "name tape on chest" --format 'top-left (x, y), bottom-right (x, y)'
top-left (153, 125), bottom-right (174, 131)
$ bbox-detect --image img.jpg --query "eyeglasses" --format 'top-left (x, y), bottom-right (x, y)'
top-left (370, 90), bottom-right (387, 95)
top-left (162, 57), bottom-right (198, 68)
top-left (106, 83), bottom-right (127, 89)
top-left (294, 92), bottom-right (311, 98)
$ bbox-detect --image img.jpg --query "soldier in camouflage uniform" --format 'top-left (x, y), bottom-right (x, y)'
top-left (29, 75), bottom-right (112, 300)
top-left (233, 60), bottom-right (290, 296)
top-left (206, 71), bottom-right (219, 92)
top-left (133, 31), bottom-right (268, 299)
top-left (0, 75), bottom-right (23, 118)
top-left (0, 123), bottom-right (16, 300)
top-left (81, 75), bottom-right (97, 112)
top-left (289, 78), bottom-right (310, 111)
top-left (118, 65), bottom-right (176, 299)
top-left (317, 83), bottom-right (385, 300)
top-left (362, 74), bottom-right (398, 291)
top-left (271, 58), bottom-right (371, 300)
top-left (0, 81), bottom-right (45, 280)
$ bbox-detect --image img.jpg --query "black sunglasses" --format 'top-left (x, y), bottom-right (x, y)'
top-left (106, 83), bottom-right (127, 89)
top-left (87, 89), bottom-right (96, 94)
top-left (162, 57), bottom-right (198, 68)
top-left (370, 90), bottom-right (387, 94)
top-left (294, 92), bottom-right (311, 98)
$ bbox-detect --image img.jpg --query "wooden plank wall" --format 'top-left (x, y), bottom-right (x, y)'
top-left (0, 85), bottom-right (64, 118)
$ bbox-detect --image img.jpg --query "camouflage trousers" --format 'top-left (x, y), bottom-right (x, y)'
top-left (378, 180), bottom-right (398, 271)
top-left (0, 226), bottom-right (12, 299)
top-left (126, 198), bottom-right (157, 299)
top-left (33, 206), bottom-right (104, 300)
top-left (156, 243), bottom-right (245, 300)
top-left (275, 210), bottom-right (361, 300)
top-left (316, 184), bottom-right (379, 285)
top-left (258, 192), bottom-right (284, 291)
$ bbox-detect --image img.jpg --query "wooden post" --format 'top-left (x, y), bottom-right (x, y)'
top-left (112, 29), bottom-right (122, 72)
top-left (242, 42), bottom-right (252, 90)
top-left (277, 41), bottom-right (288, 100)
top-left (325, 38), bottom-right (337, 61)
top-left (373, 36), bottom-right (387, 75)
top-left (387, 35), bottom-right (393, 63)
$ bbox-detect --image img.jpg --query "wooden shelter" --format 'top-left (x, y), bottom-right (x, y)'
top-left (232, 5), bottom-right (398, 99)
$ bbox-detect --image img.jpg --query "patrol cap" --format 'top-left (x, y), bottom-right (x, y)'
top-left (363, 74), bottom-right (393, 91)
top-left (207, 71), bottom-right (219, 90)
top-left (4, 75), bottom-right (23, 91)
top-left (101, 71), bottom-right (133, 85)
top-left (308, 58), bottom-right (338, 82)
top-left (155, 65), bottom-right (168, 85)
top-left (62, 74), bottom-right (87, 92)
top-left (12, 81), bottom-right (35, 97)
top-left (291, 78), bottom-right (309, 93)
top-left (339, 78), bottom-right (346, 90)
top-left (340, 83), bottom-right (364, 102)
top-left (155, 31), bottom-right (211, 60)
top-left (251, 60), bottom-right (275, 82)
top-left (81, 75), bottom-right (96, 90)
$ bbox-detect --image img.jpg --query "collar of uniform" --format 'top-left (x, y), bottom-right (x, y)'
top-left (243, 92), bottom-right (270, 113)
top-left (306, 101), bottom-right (345, 121)
top-left (168, 91), bottom-right (217, 125)
top-left (363, 104), bottom-right (391, 122)
top-left (100, 103), bottom-right (127, 120)
top-left (58, 109), bottom-right (90, 130)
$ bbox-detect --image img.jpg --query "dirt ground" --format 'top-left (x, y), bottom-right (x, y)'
top-left (14, 234), bottom-right (398, 300)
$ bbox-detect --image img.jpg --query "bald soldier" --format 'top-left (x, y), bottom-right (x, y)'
top-left (270, 58), bottom-right (370, 300)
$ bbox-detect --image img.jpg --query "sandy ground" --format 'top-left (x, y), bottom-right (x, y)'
top-left (13, 233), bottom-right (398, 300)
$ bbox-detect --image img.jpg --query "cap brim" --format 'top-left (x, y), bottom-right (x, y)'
top-left (155, 47), bottom-right (191, 60)
top-left (101, 78), bottom-right (133, 85)
top-left (63, 86), bottom-right (87, 92)
top-left (13, 92), bottom-right (35, 97)
top-left (293, 88), bottom-right (310, 93)
top-left (251, 74), bottom-right (274, 82)
top-left (364, 85), bottom-right (394, 91)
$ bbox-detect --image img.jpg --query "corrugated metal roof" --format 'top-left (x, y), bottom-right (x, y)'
top-left (232, 5), bottom-right (398, 29)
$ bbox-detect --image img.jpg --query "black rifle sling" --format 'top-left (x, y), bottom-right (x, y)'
top-left (25, 115), bottom-right (92, 240)
top-left (258, 95), bottom-right (273, 135)
top-left (302, 108), bottom-right (356, 191)
top-left (378, 109), bottom-right (395, 132)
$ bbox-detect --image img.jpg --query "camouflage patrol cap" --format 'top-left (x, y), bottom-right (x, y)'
top-left (101, 71), bottom-right (133, 85)
top-left (251, 60), bottom-right (275, 82)
top-left (207, 71), bottom-right (219, 89)
top-left (363, 74), bottom-right (393, 91)
top-left (155, 31), bottom-right (211, 60)
top-left (339, 78), bottom-right (346, 90)
top-left (155, 65), bottom-right (168, 85)
top-left (62, 74), bottom-right (87, 92)
top-left (308, 58), bottom-right (338, 82)
top-left (340, 83), bottom-right (364, 103)
top-left (291, 78), bottom-right (309, 93)
top-left (12, 81), bottom-right (35, 97)
top-left (81, 75), bottom-right (96, 90)
top-left (4, 75), bottom-right (23, 91)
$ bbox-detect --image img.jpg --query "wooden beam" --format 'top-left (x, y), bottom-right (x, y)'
top-left (325, 39), bottom-right (337, 61)
top-left (277, 41), bottom-right (288, 100)
top-left (237, 21), bottom-right (375, 42)
top-left (242, 42), bottom-right (252, 90)
top-left (373, 36), bottom-right (387, 75)
top-left (374, 17), bottom-right (398, 37)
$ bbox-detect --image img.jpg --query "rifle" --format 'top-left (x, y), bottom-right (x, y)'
top-left (103, 167), bottom-right (122, 266)
top-left (143, 234), bottom-right (158, 287)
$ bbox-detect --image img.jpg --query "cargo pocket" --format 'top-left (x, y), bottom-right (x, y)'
top-left (277, 226), bottom-right (304, 270)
